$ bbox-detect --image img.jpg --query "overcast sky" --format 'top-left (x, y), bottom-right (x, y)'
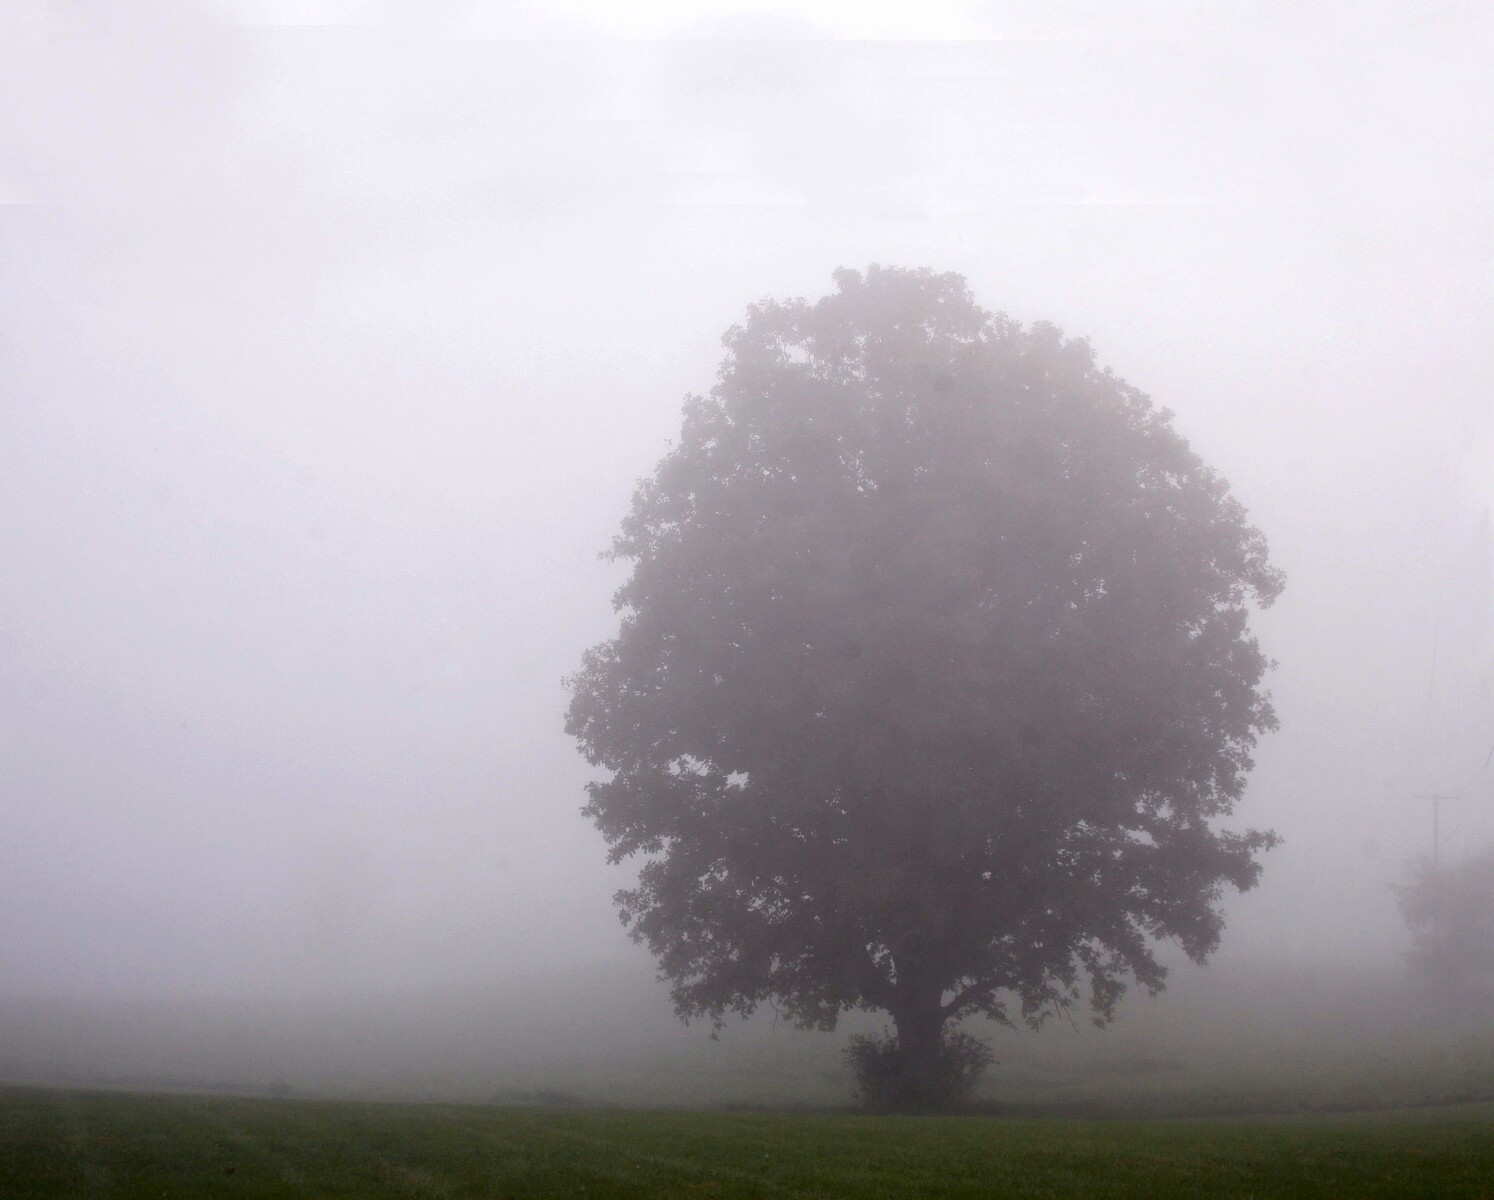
top-left (1, 0), bottom-right (1491, 1009)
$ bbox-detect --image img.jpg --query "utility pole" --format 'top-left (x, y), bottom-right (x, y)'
top-left (1412, 794), bottom-right (1460, 868)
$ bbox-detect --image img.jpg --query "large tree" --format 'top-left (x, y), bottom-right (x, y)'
top-left (567, 266), bottom-right (1283, 1109)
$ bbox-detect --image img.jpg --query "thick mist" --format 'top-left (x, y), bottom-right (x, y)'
top-left (2, 1), bottom-right (1490, 1103)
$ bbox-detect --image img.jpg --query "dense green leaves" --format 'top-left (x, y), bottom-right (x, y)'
top-left (567, 266), bottom-right (1282, 1062)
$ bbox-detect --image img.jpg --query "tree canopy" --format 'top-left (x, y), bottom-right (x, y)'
top-left (566, 265), bottom-right (1283, 1107)
top-left (1395, 850), bottom-right (1494, 1023)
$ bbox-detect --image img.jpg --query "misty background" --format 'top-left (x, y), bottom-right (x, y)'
top-left (2, 1), bottom-right (1490, 1104)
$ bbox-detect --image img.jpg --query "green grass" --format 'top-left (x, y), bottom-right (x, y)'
top-left (2, 1086), bottom-right (1490, 1199)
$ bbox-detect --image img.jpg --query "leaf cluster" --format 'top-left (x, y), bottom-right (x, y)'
top-left (843, 1027), bottom-right (995, 1111)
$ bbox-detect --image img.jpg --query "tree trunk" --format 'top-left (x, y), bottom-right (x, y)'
top-left (889, 987), bottom-right (948, 1112)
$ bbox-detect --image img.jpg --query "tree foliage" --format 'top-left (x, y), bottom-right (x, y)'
top-left (566, 265), bottom-right (1283, 1107)
top-left (844, 1027), bottom-right (994, 1111)
top-left (1394, 850), bottom-right (1494, 1023)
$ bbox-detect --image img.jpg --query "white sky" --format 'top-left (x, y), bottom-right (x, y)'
top-left (1, 0), bottom-right (1491, 1008)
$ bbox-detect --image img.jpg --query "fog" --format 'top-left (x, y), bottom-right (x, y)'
top-left (2, 1), bottom-right (1491, 1105)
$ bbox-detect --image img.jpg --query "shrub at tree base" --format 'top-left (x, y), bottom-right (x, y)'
top-left (845, 1028), bottom-right (995, 1111)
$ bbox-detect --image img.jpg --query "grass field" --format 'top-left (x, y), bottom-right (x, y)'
top-left (1, 1087), bottom-right (1490, 1199)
